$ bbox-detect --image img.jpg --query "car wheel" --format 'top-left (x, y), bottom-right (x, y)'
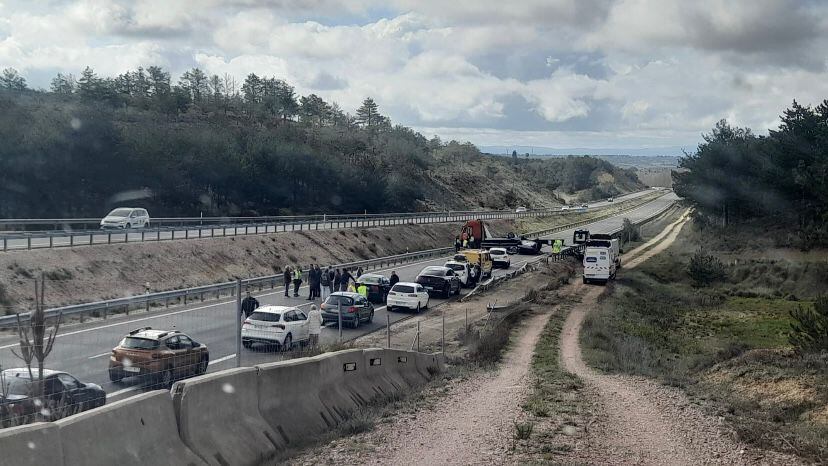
top-left (415, 303), bottom-right (421, 314)
top-left (159, 369), bottom-right (173, 389)
top-left (582, 277), bottom-right (588, 284)
top-left (387, 305), bottom-right (394, 312)
top-left (197, 356), bottom-right (208, 375)
top-left (367, 310), bottom-right (374, 323)
top-left (144, 222), bottom-right (150, 229)
top-left (282, 334), bottom-right (293, 351)
top-left (443, 284), bottom-right (450, 299)
top-left (125, 223), bottom-right (132, 229)
top-left (242, 340), bottom-right (253, 349)
top-left (108, 368), bottom-right (124, 383)
top-left (352, 315), bottom-right (360, 329)
top-left (454, 284), bottom-right (461, 296)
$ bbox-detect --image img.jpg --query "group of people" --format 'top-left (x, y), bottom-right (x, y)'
top-left (456, 231), bottom-right (479, 251)
top-left (282, 264), bottom-right (367, 300)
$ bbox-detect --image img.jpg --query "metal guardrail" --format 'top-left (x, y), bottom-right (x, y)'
top-left (0, 193), bottom-right (674, 330)
top-left (0, 246), bottom-right (454, 330)
top-left (0, 207), bottom-right (578, 252)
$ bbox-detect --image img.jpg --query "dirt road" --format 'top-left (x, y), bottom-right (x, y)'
top-left (558, 213), bottom-right (799, 465)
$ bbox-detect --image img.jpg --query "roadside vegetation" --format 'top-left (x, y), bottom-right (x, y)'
top-left (581, 223), bottom-right (828, 462)
top-left (0, 67), bottom-right (641, 219)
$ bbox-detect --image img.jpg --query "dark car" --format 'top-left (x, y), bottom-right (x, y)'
top-left (0, 368), bottom-right (106, 426)
top-left (320, 292), bottom-right (374, 328)
top-left (415, 266), bottom-right (461, 298)
top-left (356, 273), bottom-right (391, 303)
top-left (108, 328), bottom-right (209, 387)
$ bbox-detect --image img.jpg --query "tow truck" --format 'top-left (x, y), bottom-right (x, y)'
top-left (460, 219), bottom-right (552, 255)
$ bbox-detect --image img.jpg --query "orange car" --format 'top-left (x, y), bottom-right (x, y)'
top-left (108, 327), bottom-right (209, 387)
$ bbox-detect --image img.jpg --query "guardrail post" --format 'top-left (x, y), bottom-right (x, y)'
top-left (27, 236), bottom-right (32, 249)
top-left (103, 302), bottom-right (108, 320)
top-left (183, 291), bottom-right (188, 305)
top-left (165, 297), bottom-right (169, 308)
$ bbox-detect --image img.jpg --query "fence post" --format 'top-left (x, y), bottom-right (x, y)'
top-left (145, 283), bottom-right (150, 313)
top-left (386, 314), bottom-right (390, 349)
top-left (338, 301), bottom-right (343, 343)
top-left (442, 311), bottom-right (445, 354)
top-left (236, 280), bottom-right (242, 368)
top-left (417, 321), bottom-right (420, 352)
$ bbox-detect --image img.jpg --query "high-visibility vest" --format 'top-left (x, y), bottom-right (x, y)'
top-left (293, 269), bottom-right (302, 280)
top-left (552, 239), bottom-right (563, 253)
top-left (463, 239), bottom-right (468, 247)
top-left (357, 285), bottom-right (368, 297)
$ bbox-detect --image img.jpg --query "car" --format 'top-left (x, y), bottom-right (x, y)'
top-left (580, 203), bottom-right (589, 209)
top-left (355, 273), bottom-right (391, 303)
top-left (386, 282), bottom-right (430, 313)
top-left (560, 205), bottom-right (570, 211)
top-left (488, 247), bottom-right (510, 268)
top-left (1, 368), bottom-right (105, 426)
top-left (242, 306), bottom-right (311, 350)
top-left (444, 260), bottom-right (473, 287)
top-left (415, 266), bottom-right (462, 298)
top-left (320, 292), bottom-right (374, 328)
top-left (108, 327), bottom-right (209, 387)
top-left (457, 249), bottom-right (493, 278)
top-left (515, 206), bottom-right (527, 213)
top-left (100, 207), bottom-right (150, 229)
top-left (607, 197), bottom-right (614, 202)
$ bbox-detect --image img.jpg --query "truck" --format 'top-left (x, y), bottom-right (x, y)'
top-left (582, 236), bottom-right (620, 284)
top-left (460, 219), bottom-right (551, 255)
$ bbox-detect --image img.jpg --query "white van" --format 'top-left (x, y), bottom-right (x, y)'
top-left (100, 208), bottom-right (150, 229)
top-left (590, 235), bottom-right (621, 269)
top-left (583, 245), bottom-right (617, 284)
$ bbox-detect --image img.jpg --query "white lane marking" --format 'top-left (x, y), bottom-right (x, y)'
top-left (208, 354), bottom-right (236, 366)
top-left (108, 386), bottom-right (142, 398)
top-left (88, 352), bottom-right (111, 359)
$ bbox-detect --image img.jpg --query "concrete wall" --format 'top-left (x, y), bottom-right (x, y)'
top-left (0, 348), bottom-right (443, 466)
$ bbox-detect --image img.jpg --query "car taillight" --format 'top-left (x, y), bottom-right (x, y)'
top-left (348, 306), bottom-right (358, 313)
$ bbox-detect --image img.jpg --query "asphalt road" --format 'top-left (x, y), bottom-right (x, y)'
top-left (0, 190), bottom-right (656, 251)
top-left (0, 192), bottom-right (675, 406)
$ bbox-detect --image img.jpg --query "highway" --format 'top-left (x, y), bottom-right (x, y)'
top-left (0, 190), bottom-right (656, 251)
top-left (0, 192), bottom-right (676, 407)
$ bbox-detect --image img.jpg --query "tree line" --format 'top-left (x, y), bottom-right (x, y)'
top-left (0, 66), bottom-right (640, 218)
top-left (674, 100), bottom-right (828, 245)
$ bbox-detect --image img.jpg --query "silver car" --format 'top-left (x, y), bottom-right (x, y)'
top-left (100, 208), bottom-right (150, 229)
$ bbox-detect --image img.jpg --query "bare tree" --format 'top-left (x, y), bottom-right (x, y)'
top-left (11, 276), bottom-right (62, 420)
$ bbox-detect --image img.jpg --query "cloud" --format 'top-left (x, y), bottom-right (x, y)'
top-left (3, 0), bottom-right (828, 150)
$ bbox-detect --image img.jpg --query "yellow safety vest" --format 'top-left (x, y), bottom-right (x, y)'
top-left (552, 239), bottom-right (562, 253)
top-left (357, 285), bottom-right (367, 296)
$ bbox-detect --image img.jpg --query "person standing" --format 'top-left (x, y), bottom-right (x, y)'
top-left (454, 236), bottom-right (461, 252)
top-left (356, 266), bottom-right (363, 278)
top-left (327, 267), bottom-right (336, 296)
top-left (241, 291), bottom-right (259, 318)
top-left (283, 266), bottom-right (292, 297)
top-left (307, 305), bottom-right (323, 348)
top-left (307, 264), bottom-right (318, 300)
top-left (469, 233), bottom-right (476, 249)
top-left (314, 264), bottom-right (323, 299)
top-left (390, 271), bottom-right (400, 287)
top-left (292, 265), bottom-right (302, 297)
top-left (340, 268), bottom-right (353, 291)
top-left (320, 266), bottom-right (331, 300)
top-left (333, 268), bottom-right (342, 293)
top-left (357, 282), bottom-right (368, 298)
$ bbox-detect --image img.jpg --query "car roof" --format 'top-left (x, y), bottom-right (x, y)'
top-left (489, 247), bottom-right (507, 252)
top-left (126, 328), bottom-right (181, 340)
top-left (252, 305), bottom-right (295, 313)
top-left (358, 273), bottom-right (384, 279)
top-left (1, 368), bottom-right (64, 379)
top-left (421, 266), bottom-right (449, 272)
top-left (330, 291), bottom-right (361, 298)
top-left (444, 260), bottom-right (465, 265)
top-left (391, 281), bottom-right (419, 287)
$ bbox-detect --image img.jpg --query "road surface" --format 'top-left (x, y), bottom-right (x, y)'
top-left (0, 193), bottom-right (675, 406)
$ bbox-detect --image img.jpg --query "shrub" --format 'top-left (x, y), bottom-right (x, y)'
top-left (513, 421), bottom-right (534, 440)
top-left (789, 296), bottom-right (828, 354)
top-left (621, 218), bottom-right (640, 243)
top-left (686, 249), bottom-right (727, 286)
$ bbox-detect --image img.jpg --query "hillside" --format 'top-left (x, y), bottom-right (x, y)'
top-left (0, 67), bottom-right (643, 218)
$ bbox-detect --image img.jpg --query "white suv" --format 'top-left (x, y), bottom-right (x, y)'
top-left (489, 247), bottom-right (510, 268)
top-left (386, 282), bottom-right (429, 313)
top-left (100, 208), bottom-right (150, 229)
top-left (241, 306), bottom-right (310, 350)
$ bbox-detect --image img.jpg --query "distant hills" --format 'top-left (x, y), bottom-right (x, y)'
top-left (480, 145), bottom-right (687, 158)
top-left (480, 146), bottom-right (680, 169)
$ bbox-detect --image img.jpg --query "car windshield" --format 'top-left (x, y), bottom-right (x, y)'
top-left (2, 376), bottom-right (32, 396)
top-left (421, 267), bottom-right (445, 275)
top-left (120, 337), bottom-right (160, 350)
top-left (490, 250), bottom-right (505, 256)
top-left (445, 263), bottom-right (464, 271)
top-left (325, 295), bottom-right (354, 306)
top-left (392, 285), bottom-right (415, 293)
top-left (358, 275), bottom-right (382, 284)
top-left (108, 208), bottom-right (132, 217)
top-left (248, 311), bottom-right (280, 322)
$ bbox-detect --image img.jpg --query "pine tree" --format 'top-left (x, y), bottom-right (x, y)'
top-left (0, 68), bottom-right (27, 91)
top-left (356, 97), bottom-right (380, 128)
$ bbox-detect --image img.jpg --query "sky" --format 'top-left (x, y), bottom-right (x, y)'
top-left (2, 0), bottom-right (828, 155)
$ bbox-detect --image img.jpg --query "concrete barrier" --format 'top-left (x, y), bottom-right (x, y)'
top-left (0, 422), bottom-right (64, 466)
top-left (56, 390), bottom-right (205, 466)
top-left (257, 355), bottom-right (327, 444)
top-left (314, 349), bottom-right (367, 425)
top-left (173, 367), bottom-right (279, 466)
